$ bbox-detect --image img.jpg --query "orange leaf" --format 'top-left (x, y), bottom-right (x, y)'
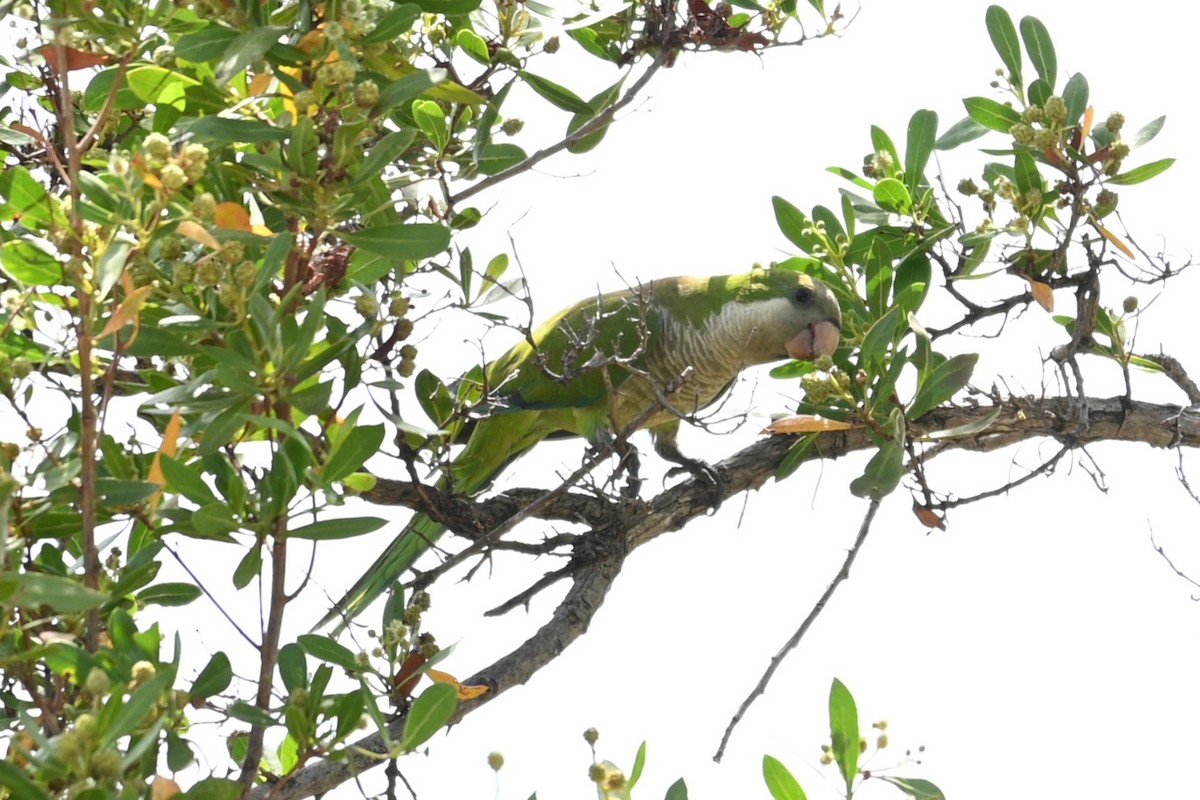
top-left (151, 777), bottom-right (182, 800)
top-left (764, 415), bottom-right (854, 434)
top-left (97, 278), bottom-right (155, 338)
top-left (214, 202), bottom-right (252, 232)
top-left (176, 220), bottom-right (221, 250)
top-left (39, 45), bottom-right (109, 73)
top-left (1080, 105), bottom-right (1094, 142)
top-left (1095, 220), bottom-right (1135, 259)
top-left (1028, 279), bottom-right (1054, 312)
top-left (428, 669), bottom-right (489, 700)
top-left (147, 409), bottom-right (183, 517)
top-left (297, 29), bottom-right (326, 54)
top-left (248, 72), bottom-right (274, 97)
top-left (912, 503), bottom-right (946, 531)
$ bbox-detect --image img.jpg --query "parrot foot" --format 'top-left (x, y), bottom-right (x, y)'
top-left (664, 458), bottom-right (728, 510)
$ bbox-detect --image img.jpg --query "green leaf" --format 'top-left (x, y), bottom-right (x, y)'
top-left (289, 516), bottom-right (387, 541)
top-left (359, 4), bottom-right (420, 45)
top-left (323, 424), bottom-right (385, 483)
top-left (1106, 158), bottom-right (1175, 186)
top-left (158, 455), bottom-right (219, 506)
top-left (1013, 150), bottom-right (1041, 196)
top-left (908, 353), bottom-right (979, 419)
top-left (175, 25), bottom-right (240, 62)
top-left (869, 125), bottom-right (900, 175)
top-left (872, 178), bottom-right (911, 215)
top-left (181, 116), bottom-right (288, 143)
top-left (0, 240), bottom-right (62, 286)
top-left (215, 25), bottom-right (289, 85)
top-left (849, 439), bottom-right (904, 499)
top-left (1026, 77), bottom-right (1051, 109)
top-left (628, 741), bottom-right (647, 789)
top-left (566, 78), bottom-right (624, 155)
top-left (1062, 72), bottom-right (1088, 125)
top-left (1132, 115), bottom-right (1166, 147)
top-left (773, 196), bottom-right (816, 252)
top-left (876, 776), bottom-right (946, 800)
top-left (96, 478), bottom-right (160, 506)
top-left (455, 28), bottom-right (490, 63)
top-left (963, 97), bottom-right (1021, 132)
top-left (476, 143), bottom-right (527, 175)
top-left (763, 755), bottom-right (807, 800)
top-left (903, 109), bottom-right (938, 195)
top-left (519, 71), bottom-right (594, 114)
top-left (0, 166), bottom-right (52, 226)
top-left (828, 678), bottom-right (860, 792)
top-left (664, 778), bottom-right (689, 800)
top-left (411, 0), bottom-right (482, 14)
top-left (411, 98), bottom-right (448, 151)
top-left (415, 369), bottom-right (453, 427)
top-left (985, 5), bottom-right (1022, 90)
top-left (0, 760), bottom-right (50, 800)
top-left (138, 582), bottom-right (202, 607)
top-left (125, 66), bottom-right (200, 109)
top-left (859, 306), bottom-right (902, 367)
top-left (298, 634), bottom-right (362, 672)
top-left (1019, 15), bottom-right (1056, 89)
top-left (94, 236), bottom-right (133, 304)
top-left (182, 778), bottom-right (244, 800)
top-left (3, 572), bottom-right (107, 612)
top-left (402, 682), bottom-right (458, 751)
top-left (375, 69), bottom-right (445, 115)
top-left (341, 223), bottom-right (450, 260)
top-left (103, 670), bottom-right (174, 746)
top-left (191, 652), bottom-right (233, 697)
top-left (277, 643), bottom-right (307, 693)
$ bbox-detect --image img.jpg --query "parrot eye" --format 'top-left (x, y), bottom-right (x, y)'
top-left (792, 287), bottom-right (812, 304)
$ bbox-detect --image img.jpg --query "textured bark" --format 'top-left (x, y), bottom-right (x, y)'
top-left (258, 394), bottom-right (1199, 800)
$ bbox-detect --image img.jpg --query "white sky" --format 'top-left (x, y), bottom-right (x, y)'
top-left (117, 1), bottom-right (1200, 798)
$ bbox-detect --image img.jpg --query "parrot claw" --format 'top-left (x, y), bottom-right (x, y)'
top-left (664, 459), bottom-right (727, 510)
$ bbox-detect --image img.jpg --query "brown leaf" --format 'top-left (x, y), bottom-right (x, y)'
top-left (763, 415), bottom-right (854, 434)
top-left (912, 503), bottom-right (946, 530)
top-left (39, 45), bottom-right (109, 73)
top-left (393, 652), bottom-right (427, 698)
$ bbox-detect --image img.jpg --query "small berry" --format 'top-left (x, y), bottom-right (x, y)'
top-left (487, 752), bottom-right (504, 771)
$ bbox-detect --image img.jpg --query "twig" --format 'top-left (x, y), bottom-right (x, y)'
top-left (713, 496), bottom-right (881, 762)
top-left (448, 54), bottom-right (667, 208)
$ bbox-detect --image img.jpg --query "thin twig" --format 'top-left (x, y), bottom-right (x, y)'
top-left (714, 496), bottom-right (881, 762)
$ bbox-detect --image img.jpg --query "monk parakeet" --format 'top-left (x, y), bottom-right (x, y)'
top-left (320, 267), bottom-right (841, 629)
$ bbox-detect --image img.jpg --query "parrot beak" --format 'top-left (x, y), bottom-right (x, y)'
top-left (785, 320), bottom-right (841, 361)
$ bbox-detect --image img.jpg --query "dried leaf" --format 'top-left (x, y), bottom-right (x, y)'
top-left (393, 652), bottom-right (427, 698)
top-left (39, 45), bottom-right (109, 73)
top-left (912, 503), bottom-right (946, 530)
top-left (764, 415), bottom-right (854, 434)
top-left (427, 669), bottom-right (489, 700)
top-left (1080, 105), bottom-right (1094, 142)
top-left (214, 201), bottom-right (252, 231)
top-left (1095, 220), bottom-right (1135, 258)
top-left (151, 777), bottom-right (182, 800)
top-left (1029, 279), bottom-right (1054, 311)
top-left (97, 274), bottom-right (155, 337)
top-left (247, 72), bottom-right (273, 97)
top-left (176, 220), bottom-right (221, 250)
top-left (147, 410), bottom-right (184, 517)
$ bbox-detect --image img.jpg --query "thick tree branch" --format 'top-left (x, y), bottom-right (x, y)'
top-left (267, 393), bottom-right (1200, 799)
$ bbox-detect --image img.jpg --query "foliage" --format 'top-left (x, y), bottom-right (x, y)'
top-left (0, 0), bottom-right (1184, 798)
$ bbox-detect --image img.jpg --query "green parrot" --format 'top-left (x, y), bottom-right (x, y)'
top-left (319, 267), bottom-right (841, 629)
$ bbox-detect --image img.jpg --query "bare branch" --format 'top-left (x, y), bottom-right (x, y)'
top-left (714, 496), bottom-right (881, 762)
